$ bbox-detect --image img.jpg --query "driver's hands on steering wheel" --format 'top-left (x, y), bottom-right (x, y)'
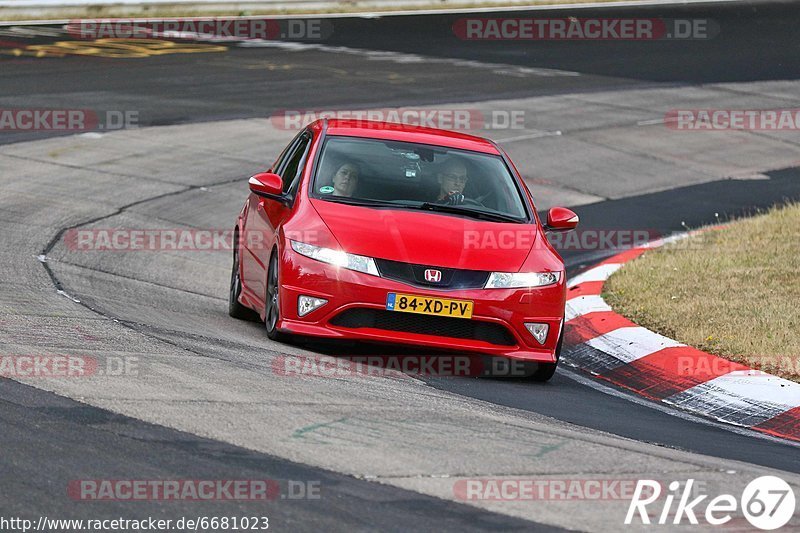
top-left (441, 191), bottom-right (485, 207)
top-left (442, 191), bottom-right (465, 205)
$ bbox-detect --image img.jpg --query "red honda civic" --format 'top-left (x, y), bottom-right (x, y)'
top-left (230, 119), bottom-right (578, 381)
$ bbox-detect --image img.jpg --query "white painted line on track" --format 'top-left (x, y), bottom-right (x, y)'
top-left (637, 118), bottom-right (666, 126)
top-left (237, 40), bottom-right (581, 77)
top-left (495, 130), bottom-right (562, 143)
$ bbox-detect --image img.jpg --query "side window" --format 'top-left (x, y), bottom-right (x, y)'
top-left (271, 131), bottom-right (303, 175)
top-left (280, 131), bottom-right (312, 196)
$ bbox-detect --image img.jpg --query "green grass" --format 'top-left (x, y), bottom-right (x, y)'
top-left (603, 203), bottom-right (800, 382)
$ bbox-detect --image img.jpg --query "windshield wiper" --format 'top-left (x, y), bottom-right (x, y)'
top-left (418, 202), bottom-right (523, 223)
top-left (318, 196), bottom-right (397, 208)
top-left (318, 197), bottom-right (524, 223)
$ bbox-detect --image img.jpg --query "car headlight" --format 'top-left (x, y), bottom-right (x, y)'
top-left (484, 271), bottom-right (560, 289)
top-left (290, 240), bottom-right (379, 276)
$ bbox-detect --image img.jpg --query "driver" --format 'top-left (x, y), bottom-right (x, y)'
top-left (331, 162), bottom-right (360, 197)
top-left (435, 159), bottom-right (470, 205)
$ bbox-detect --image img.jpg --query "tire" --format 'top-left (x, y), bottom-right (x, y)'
top-left (530, 329), bottom-right (563, 382)
top-left (229, 238), bottom-right (258, 320)
top-left (264, 251), bottom-right (289, 342)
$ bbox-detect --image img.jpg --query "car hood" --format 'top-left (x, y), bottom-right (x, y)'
top-left (310, 199), bottom-right (538, 271)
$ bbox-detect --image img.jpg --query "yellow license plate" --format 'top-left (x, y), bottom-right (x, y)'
top-left (386, 293), bottom-right (473, 319)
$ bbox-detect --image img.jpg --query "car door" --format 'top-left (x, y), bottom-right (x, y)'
top-left (241, 130), bottom-right (313, 305)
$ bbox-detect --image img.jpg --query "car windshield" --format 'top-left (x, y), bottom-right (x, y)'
top-left (311, 136), bottom-right (528, 221)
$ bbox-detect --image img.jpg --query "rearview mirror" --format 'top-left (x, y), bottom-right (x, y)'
top-left (544, 207), bottom-right (579, 232)
top-left (249, 172), bottom-right (283, 198)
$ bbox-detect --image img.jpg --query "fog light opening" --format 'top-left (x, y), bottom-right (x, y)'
top-left (524, 322), bottom-right (549, 345)
top-left (298, 295), bottom-right (328, 317)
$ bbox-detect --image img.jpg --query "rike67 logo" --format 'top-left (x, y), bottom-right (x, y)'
top-left (626, 476), bottom-right (796, 530)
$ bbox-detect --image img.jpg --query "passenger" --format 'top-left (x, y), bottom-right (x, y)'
top-left (331, 162), bottom-right (360, 197)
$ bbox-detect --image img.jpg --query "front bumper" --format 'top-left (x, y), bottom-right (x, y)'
top-left (278, 249), bottom-right (565, 362)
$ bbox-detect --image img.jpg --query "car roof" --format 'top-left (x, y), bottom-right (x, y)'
top-left (309, 119), bottom-right (502, 155)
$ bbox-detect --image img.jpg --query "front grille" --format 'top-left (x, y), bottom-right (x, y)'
top-left (375, 258), bottom-right (490, 290)
top-left (330, 308), bottom-right (516, 346)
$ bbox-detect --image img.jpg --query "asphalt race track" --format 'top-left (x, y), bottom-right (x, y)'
top-left (2, 1), bottom-right (800, 530)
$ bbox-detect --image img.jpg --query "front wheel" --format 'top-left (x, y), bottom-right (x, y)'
top-left (529, 330), bottom-right (563, 382)
top-left (265, 251), bottom-right (289, 342)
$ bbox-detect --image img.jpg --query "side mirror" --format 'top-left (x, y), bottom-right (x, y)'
top-left (544, 207), bottom-right (579, 232)
top-left (249, 172), bottom-right (283, 198)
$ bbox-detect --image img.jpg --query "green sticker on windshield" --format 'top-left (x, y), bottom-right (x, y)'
top-left (320, 186), bottom-right (334, 194)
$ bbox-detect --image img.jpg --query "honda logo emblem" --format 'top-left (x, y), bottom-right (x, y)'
top-left (424, 269), bottom-right (442, 283)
